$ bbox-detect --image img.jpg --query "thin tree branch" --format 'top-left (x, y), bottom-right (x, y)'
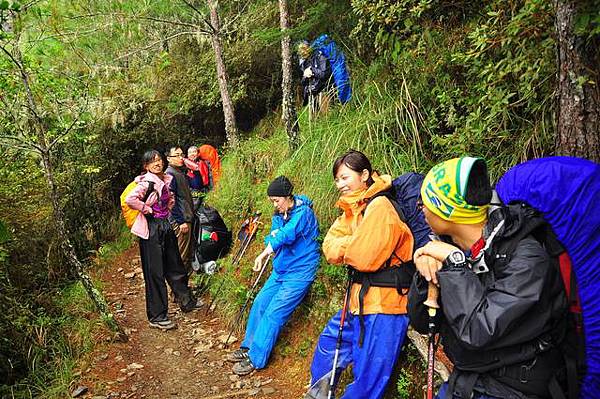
top-left (114, 31), bottom-right (199, 61)
top-left (0, 134), bottom-right (43, 153)
top-left (180, 0), bottom-right (216, 35)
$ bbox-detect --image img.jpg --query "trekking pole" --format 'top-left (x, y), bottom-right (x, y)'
top-left (232, 212), bottom-right (261, 265)
top-left (205, 213), bottom-right (261, 314)
top-left (327, 269), bottom-right (353, 399)
top-left (224, 252), bottom-right (272, 346)
top-left (423, 283), bottom-right (440, 399)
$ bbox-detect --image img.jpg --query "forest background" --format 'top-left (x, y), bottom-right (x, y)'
top-left (1, 0), bottom-right (599, 397)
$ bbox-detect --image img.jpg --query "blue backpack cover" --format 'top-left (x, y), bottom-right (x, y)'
top-left (496, 156), bottom-right (600, 397)
top-left (392, 172), bottom-right (432, 251)
top-left (311, 34), bottom-right (352, 104)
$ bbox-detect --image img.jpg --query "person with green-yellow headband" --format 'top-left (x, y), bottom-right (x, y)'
top-left (407, 157), bottom-right (569, 399)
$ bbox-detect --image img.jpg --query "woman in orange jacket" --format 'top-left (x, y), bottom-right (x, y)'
top-left (308, 150), bottom-right (414, 399)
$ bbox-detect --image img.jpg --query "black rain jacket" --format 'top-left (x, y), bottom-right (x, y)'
top-left (299, 50), bottom-right (332, 104)
top-left (408, 204), bottom-right (568, 398)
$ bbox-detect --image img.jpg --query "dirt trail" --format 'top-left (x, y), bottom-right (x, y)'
top-left (78, 245), bottom-right (306, 399)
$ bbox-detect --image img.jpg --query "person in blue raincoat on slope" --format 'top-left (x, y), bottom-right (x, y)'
top-left (228, 176), bottom-right (321, 375)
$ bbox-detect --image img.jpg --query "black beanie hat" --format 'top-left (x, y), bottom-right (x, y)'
top-left (267, 176), bottom-right (293, 197)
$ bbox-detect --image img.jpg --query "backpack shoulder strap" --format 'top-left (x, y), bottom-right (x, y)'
top-left (364, 190), bottom-right (406, 222)
top-left (142, 181), bottom-right (155, 203)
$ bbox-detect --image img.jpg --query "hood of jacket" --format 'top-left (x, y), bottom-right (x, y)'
top-left (335, 173), bottom-right (392, 215)
top-left (289, 194), bottom-right (313, 214)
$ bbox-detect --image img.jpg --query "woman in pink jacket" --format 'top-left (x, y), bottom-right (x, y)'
top-left (125, 150), bottom-right (199, 330)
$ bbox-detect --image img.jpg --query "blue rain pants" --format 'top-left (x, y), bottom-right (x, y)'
top-left (241, 272), bottom-right (312, 368)
top-left (310, 310), bottom-right (409, 399)
top-left (436, 383), bottom-right (500, 399)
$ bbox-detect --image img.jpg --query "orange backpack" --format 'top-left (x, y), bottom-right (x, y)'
top-left (120, 181), bottom-right (155, 228)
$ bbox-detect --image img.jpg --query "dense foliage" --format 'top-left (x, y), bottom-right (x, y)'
top-left (1, 0), bottom-right (596, 397)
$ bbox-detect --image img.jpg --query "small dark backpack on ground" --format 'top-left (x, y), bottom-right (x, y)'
top-left (192, 205), bottom-right (232, 266)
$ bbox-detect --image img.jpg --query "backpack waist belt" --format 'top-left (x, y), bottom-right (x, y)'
top-left (351, 263), bottom-right (415, 347)
top-left (448, 329), bottom-right (566, 399)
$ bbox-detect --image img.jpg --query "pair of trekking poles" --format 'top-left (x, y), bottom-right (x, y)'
top-left (205, 211), bottom-right (262, 314)
top-left (309, 270), bottom-right (440, 399)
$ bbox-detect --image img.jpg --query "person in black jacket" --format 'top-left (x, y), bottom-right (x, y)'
top-left (297, 41), bottom-right (332, 115)
top-left (166, 146), bottom-right (195, 273)
top-left (407, 157), bottom-right (568, 399)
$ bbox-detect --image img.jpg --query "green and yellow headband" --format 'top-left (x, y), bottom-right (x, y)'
top-left (420, 157), bottom-right (489, 225)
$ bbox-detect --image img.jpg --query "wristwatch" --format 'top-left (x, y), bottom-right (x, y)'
top-left (443, 249), bottom-right (467, 269)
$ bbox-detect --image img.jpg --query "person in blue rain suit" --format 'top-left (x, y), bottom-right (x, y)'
top-left (227, 176), bottom-right (320, 375)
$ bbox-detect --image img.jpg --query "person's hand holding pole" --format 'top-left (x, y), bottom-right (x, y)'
top-left (253, 245), bottom-right (273, 272)
top-left (414, 241), bottom-right (458, 285)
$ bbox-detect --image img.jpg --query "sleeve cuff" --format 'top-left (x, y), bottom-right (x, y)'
top-left (265, 243), bottom-right (274, 254)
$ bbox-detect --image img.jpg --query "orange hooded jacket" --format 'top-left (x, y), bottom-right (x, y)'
top-left (323, 174), bottom-right (414, 315)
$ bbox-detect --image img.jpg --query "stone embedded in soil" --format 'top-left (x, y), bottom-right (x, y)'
top-left (124, 272), bottom-right (136, 279)
top-left (164, 348), bottom-right (173, 355)
top-left (229, 374), bottom-right (240, 382)
top-left (172, 351), bottom-right (181, 356)
top-left (71, 386), bottom-right (88, 397)
top-left (116, 376), bottom-right (127, 383)
top-left (127, 363), bottom-right (144, 369)
top-left (217, 333), bottom-right (236, 344)
top-left (134, 267), bottom-right (142, 274)
top-left (117, 267), bottom-right (123, 273)
top-left (262, 387), bottom-right (276, 395)
top-left (115, 355), bottom-right (123, 361)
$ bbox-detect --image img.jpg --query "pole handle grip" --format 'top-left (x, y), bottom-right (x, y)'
top-left (423, 282), bottom-right (440, 309)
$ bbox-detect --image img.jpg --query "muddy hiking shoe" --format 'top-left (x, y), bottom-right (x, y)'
top-left (226, 348), bottom-right (249, 363)
top-left (232, 357), bottom-right (255, 376)
top-left (148, 319), bottom-right (176, 330)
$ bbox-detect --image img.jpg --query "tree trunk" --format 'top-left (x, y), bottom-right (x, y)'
top-left (278, 0), bottom-right (300, 151)
top-left (12, 43), bottom-right (127, 341)
top-left (555, 0), bottom-right (600, 162)
top-left (208, 0), bottom-right (239, 148)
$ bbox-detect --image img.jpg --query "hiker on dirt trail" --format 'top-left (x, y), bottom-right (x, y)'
top-left (228, 176), bottom-right (320, 376)
top-left (297, 40), bottom-right (332, 115)
top-left (407, 157), bottom-right (569, 399)
top-left (166, 146), bottom-right (195, 273)
top-left (184, 145), bottom-right (212, 210)
top-left (308, 150), bottom-right (414, 399)
top-left (125, 150), bottom-right (201, 330)
top-left (198, 144), bottom-right (221, 186)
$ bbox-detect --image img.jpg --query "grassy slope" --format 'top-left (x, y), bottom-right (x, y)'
top-left (203, 84), bottom-right (439, 397)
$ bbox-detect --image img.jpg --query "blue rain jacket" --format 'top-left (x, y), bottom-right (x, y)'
top-left (264, 195), bottom-right (320, 281)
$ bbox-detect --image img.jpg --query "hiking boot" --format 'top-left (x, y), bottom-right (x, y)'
top-left (232, 358), bottom-right (255, 376)
top-left (148, 319), bottom-right (176, 330)
top-left (226, 348), bottom-right (249, 363)
top-left (181, 297), bottom-right (203, 313)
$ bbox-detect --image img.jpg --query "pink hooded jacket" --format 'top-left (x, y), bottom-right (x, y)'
top-left (125, 172), bottom-right (174, 239)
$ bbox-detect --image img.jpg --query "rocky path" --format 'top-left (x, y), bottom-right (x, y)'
top-left (76, 246), bottom-right (306, 399)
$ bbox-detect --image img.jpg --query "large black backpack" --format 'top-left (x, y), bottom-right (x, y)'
top-left (192, 205), bottom-right (232, 266)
